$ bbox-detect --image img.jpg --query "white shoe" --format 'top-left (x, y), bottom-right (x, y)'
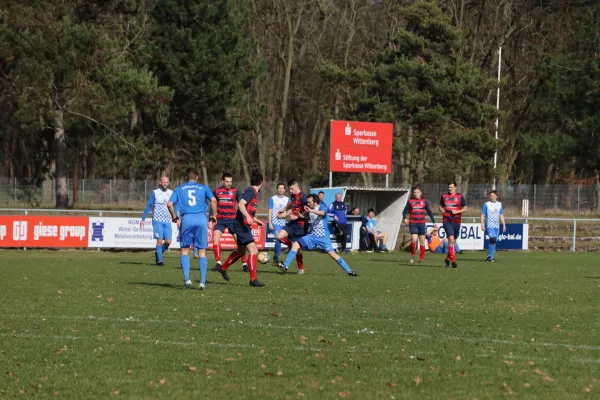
top-left (184, 280), bottom-right (192, 289)
top-left (193, 251), bottom-right (200, 259)
top-left (410, 257), bottom-right (415, 264)
top-left (199, 283), bottom-right (206, 290)
top-left (297, 269), bottom-right (305, 275)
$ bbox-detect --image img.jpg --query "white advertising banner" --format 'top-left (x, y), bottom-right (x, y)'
top-left (88, 217), bottom-right (182, 249)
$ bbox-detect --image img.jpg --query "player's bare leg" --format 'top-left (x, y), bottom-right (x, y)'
top-left (379, 232), bottom-right (389, 252)
top-left (328, 250), bottom-right (357, 277)
top-left (275, 229), bottom-right (303, 272)
top-left (418, 235), bottom-right (426, 263)
top-left (409, 233), bottom-right (418, 264)
top-left (211, 229), bottom-right (223, 271)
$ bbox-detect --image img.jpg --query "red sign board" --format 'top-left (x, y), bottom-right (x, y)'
top-left (0, 216), bottom-right (90, 247)
top-left (207, 220), bottom-right (266, 250)
top-left (330, 120), bottom-right (393, 174)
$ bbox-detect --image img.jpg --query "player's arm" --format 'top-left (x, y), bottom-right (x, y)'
top-left (238, 198), bottom-right (262, 226)
top-left (425, 200), bottom-right (436, 225)
top-left (439, 197), bottom-right (445, 214)
top-left (168, 191), bottom-right (178, 221)
top-left (402, 201), bottom-right (410, 224)
top-left (278, 201), bottom-right (293, 218)
top-left (209, 197), bottom-right (217, 223)
top-left (141, 192), bottom-right (155, 228)
top-left (268, 198), bottom-right (274, 230)
top-left (500, 204), bottom-right (507, 232)
top-left (480, 204), bottom-right (487, 230)
top-left (452, 196), bottom-right (469, 215)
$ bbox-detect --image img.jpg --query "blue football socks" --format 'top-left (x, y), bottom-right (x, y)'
top-left (337, 258), bottom-right (352, 273)
top-left (199, 257), bottom-right (208, 284)
top-left (156, 245), bottom-right (163, 263)
top-left (180, 255), bottom-right (190, 281)
top-left (284, 250), bottom-right (297, 269)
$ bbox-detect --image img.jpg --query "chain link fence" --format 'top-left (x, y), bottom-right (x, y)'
top-left (0, 178), bottom-right (599, 215)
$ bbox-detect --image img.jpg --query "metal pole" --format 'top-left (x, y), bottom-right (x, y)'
top-left (493, 47), bottom-right (502, 190)
top-left (577, 185), bottom-right (580, 214)
top-left (385, 174), bottom-right (389, 188)
top-left (329, 172), bottom-right (332, 188)
top-left (109, 179), bottom-right (112, 204)
top-left (572, 219), bottom-right (577, 252)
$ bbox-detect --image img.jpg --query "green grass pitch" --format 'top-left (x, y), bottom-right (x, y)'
top-left (1, 250), bottom-right (599, 399)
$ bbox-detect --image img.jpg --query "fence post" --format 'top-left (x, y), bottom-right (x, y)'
top-left (533, 185), bottom-right (537, 215)
top-left (572, 219), bottom-right (577, 252)
top-left (109, 179), bottom-right (112, 204)
top-left (577, 185), bottom-right (580, 214)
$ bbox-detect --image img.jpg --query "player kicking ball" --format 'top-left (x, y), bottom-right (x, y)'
top-left (481, 190), bottom-right (506, 262)
top-left (276, 194), bottom-right (357, 277)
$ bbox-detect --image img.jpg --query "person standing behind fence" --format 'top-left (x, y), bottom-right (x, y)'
top-left (328, 193), bottom-right (349, 253)
top-left (403, 186), bottom-right (437, 264)
top-left (481, 190), bottom-right (506, 263)
top-left (140, 176), bottom-right (173, 266)
top-left (439, 181), bottom-right (468, 268)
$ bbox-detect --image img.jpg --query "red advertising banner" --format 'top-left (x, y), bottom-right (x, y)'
top-left (207, 220), bottom-right (266, 250)
top-left (330, 120), bottom-right (393, 174)
top-left (0, 216), bottom-right (90, 248)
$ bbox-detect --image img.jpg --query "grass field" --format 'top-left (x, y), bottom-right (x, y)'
top-left (1, 250), bottom-right (599, 399)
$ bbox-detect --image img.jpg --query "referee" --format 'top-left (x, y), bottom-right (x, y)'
top-left (328, 192), bottom-right (349, 253)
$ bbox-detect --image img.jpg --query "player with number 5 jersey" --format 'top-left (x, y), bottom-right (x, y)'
top-left (168, 168), bottom-right (217, 290)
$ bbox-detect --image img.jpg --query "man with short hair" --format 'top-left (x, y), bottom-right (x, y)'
top-left (481, 190), bottom-right (506, 262)
top-left (328, 192), bottom-right (349, 253)
top-left (215, 166), bottom-right (266, 287)
top-left (168, 168), bottom-right (217, 289)
top-left (278, 194), bottom-right (357, 277)
top-left (268, 183), bottom-right (289, 264)
top-left (211, 172), bottom-right (248, 272)
top-left (439, 181), bottom-right (468, 268)
top-left (318, 191), bottom-right (326, 205)
top-left (365, 208), bottom-right (389, 252)
top-left (275, 179), bottom-right (308, 274)
top-left (141, 176), bottom-right (173, 266)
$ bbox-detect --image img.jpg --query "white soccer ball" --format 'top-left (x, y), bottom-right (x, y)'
top-left (257, 252), bottom-right (270, 264)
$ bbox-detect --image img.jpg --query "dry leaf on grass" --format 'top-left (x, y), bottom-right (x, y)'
top-left (205, 369), bottom-right (215, 375)
top-left (504, 360), bottom-right (515, 365)
top-left (338, 392), bottom-right (348, 398)
top-left (299, 336), bottom-right (308, 344)
top-left (127, 370), bottom-right (133, 375)
top-left (414, 376), bottom-right (422, 385)
top-left (188, 366), bottom-right (197, 372)
top-left (271, 311), bottom-right (281, 317)
top-left (107, 297), bottom-right (114, 303)
top-left (276, 370), bottom-right (283, 376)
top-left (112, 390), bottom-right (120, 396)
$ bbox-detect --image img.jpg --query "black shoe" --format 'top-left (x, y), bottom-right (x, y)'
top-left (275, 261), bottom-right (287, 273)
top-left (485, 256), bottom-right (492, 262)
top-left (157, 261), bottom-right (164, 266)
top-left (242, 264), bottom-right (249, 273)
top-left (215, 265), bottom-right (230, 281)
top-left (452, 262), bottom-right (458, 268)
top-left (445, 258), bottom-right (450, 268)
top-left (211, 263), bottom-right (221, 271)
top-left (249, 279), bottom-right (265, 287)
top-left (155, 251), bottom-right (158, 264)
top-left (348, 271), bottom-right (358, 277)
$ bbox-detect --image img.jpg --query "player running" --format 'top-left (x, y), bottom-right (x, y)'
top-left (168, 168), bottom-right (217, 289)
top-left (439, 181), bottom-right (468, 268)
top-left (140, 176), bottom-right (173, 266)
top-left (481, 190), bottom-right (506, 262)
top-left (210, 172), bottom-right (248, 273)
top-left (274, 179), bottom-right (308, 274)
top-left (268, 183), bottom-right (289, 265)
top-left (402, 185), bottom-right (437, 264)
top-left (278, 194), bottom-right (357, 277)
top-left (215, 166), bottom-right (265, 287)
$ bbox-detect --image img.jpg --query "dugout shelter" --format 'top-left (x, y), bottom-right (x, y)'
top-left (310, 186), bottom-right (410, 251)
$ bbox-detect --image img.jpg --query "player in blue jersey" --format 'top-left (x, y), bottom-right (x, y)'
top-left (481, 190), bottom-right (506, 262)
top-left (278, 194), bottom-right (357, 276)
top-left (168, 168), bottom-right (217, 290)
top-left (268, 183), bottom-right (289, 264)
top-left (140, 176), bottom-right (173, 266)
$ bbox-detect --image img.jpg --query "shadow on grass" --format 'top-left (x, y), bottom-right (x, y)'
top-left (119, 261), bottom-right (152, 266)
top-left (584, 276), bottom-right (600, 279)
top-left (128, 281), bottom-right (236, 289)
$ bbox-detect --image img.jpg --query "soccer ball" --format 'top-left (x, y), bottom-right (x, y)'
top-left (257, 252), bottom-right (270, 264)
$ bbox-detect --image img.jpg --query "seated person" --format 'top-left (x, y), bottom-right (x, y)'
top-left (351, 206), bottom-right (376, 252)
top-left (365, 208), bottom-right (389, 252)
top-left (426, 227), bottom-right (461, 254)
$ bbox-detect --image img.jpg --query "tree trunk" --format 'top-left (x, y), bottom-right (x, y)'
top-left (72, 153), bottom-right (79, 205)
top-left (236, 140), bottom-right (250, 183)
top-left (53, 110), bottom-right (69, 209)
top-left (199, 147), bottom-right (209, 187)
top-left (596, 170), bottom-right (600, 212)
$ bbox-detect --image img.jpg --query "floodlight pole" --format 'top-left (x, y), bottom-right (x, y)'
top-left (493, 47), bottom-right (502, 190)
top-left (385, 174), bottom-right (389, 188)
top-left (329, 171), bottom-right (332, 188)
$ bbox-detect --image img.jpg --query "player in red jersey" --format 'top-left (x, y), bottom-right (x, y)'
top-left (439, 181), bottom-right (468, 268)
top-left (215, 166), bottom-right (265, 287)
top-left (402, 185), bottom-right (438, 264)
top-left (274, 179), bottom-right (308, 274)
top-left (210, 172), bottom-right (248, 273)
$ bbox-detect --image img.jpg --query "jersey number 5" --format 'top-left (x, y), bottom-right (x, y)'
top-left (188, 190), bottom-right (197, 206)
